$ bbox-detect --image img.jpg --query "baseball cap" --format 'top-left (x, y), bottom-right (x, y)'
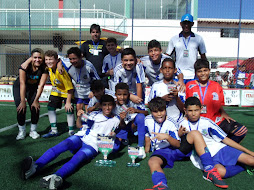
top-left (181, 14), bottom-right (193, 22)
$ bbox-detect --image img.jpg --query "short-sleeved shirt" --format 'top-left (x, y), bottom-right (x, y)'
top-left (186, 80), bottom-right (224, 124)
top-left (148, 80), bottom-right (183, 122)
top-left (166, 32), bottom-right (206, 80)
top-left (14, 64), bottom-right (48, 89)
top-left (48, 67), bottom-right (73, 98)
top-left (178, 117), bottom-right (227, 157)
top-left (113, 63), bottom-right (146, 94)
top-left (87, 89), bottom-right (116, 110)
top-left (81, 111), bottom-right (120, 152)
top-left (145, 115), bottom-right (179, 151)
top-left (62, 59), bottom-right (100, 99)
top-left (80, 40), bottom-right (109, 76)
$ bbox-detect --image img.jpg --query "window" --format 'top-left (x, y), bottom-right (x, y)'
top-left (221, 28), bottom-right (239, 38)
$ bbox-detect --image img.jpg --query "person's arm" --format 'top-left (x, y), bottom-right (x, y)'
top-left (200, 53), bottom-right (207, 60)
top-left (31, 73), bottom-right (48, 112)
top-left (17, 69), bottom-right (27, 114)
top-left (145, 136), bottom-right (151, 153)
top-left (152, 132), bottom-right (180, 148)
top-left (76, 109), bottom-right (85, 128)
top-left (220, 107), bottom-right (236, 123)
top-left (176, 73), bottom-right (185, 92)
top-left (87, 102), bottom-right (100, 113)
top-left (222, 137), bottom-right (254, 156)
top-left (129, 94), bottom-right (143, 104)
top-left (65, 89), bottom-right (74, 112)
top-left (119, 111), bottom-right (127, 128)
top-left (127, 107), bottom-right (148, 116)
top-left (136, 83), bottom-right (143, 100)
top-left (20, 57), bottom-right (32, 70)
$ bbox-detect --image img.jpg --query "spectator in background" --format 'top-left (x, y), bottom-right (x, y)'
top-left (215, 71), bottom-right (222, 83)
top-left (235, 65), bottom-right (247, 89)
top-left (221, 74), bottom-right (230, 89)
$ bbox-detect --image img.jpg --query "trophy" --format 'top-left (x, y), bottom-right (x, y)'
top-left (167, 82), bottom-right (177, 94)
top-left (121, 105), bottom-right (137, 125)
top-left (127, 146), bottom-right (140, 167)
top-left (95, 135), bottom-right (116, 167)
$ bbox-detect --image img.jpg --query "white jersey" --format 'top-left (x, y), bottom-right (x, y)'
top-left (145, 115), bottom-right (179, 151)
top-left (113, 63), bottom-right (145, 94)
top-left (166, 32), bottom-right (206, 80)
top-left (81, 111), bottom-right (120, 152)
top-left (87, 89), bottom-right (116, 109)
top-left (102, 53), bottom-right (122, 90)
top-left (62, 58), bottom-right (100, 99)
top-left (148, 80), bottom-right (183, 122)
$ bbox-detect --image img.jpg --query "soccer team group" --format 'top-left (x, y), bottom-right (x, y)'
top-left (14, 14), bottom-right (254, 190)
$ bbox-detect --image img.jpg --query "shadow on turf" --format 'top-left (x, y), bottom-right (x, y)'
top-left (40, 122), bottom-right (69, 136)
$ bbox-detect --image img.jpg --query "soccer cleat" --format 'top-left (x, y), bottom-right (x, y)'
top-left (29, 131), bottom-right (40, 139)
top-left (16, 130), bottom-right (26, 140)
top-left (138, 146), bottom-right (146, 159)
top-left (68, 131), bottom-right (75, 136)
top-left (40, 174), bottom-right (63, 190)
top-left (42, 131), bottom-right (59, 138)
top-left (203, 168), bottom-right (228, 189)
top-left (21, 156), bottom-right (37, 180)
top-left (149, 182), bottom-right (171, 190)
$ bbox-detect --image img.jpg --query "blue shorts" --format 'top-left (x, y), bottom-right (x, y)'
top-left (151, 148), bottom-right (188, 168)
top-left (213, 146), bottom-right (243, 166)
top-left (75, 98), bottom-right (90, 105)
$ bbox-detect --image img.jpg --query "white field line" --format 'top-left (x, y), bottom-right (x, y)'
top-left (0, 108), bottom-right (64, 133)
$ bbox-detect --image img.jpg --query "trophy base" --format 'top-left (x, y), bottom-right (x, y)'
top-left (95, 160), bottom-right (116, 167)
top-left (127, 162), bottom-right (140, 167)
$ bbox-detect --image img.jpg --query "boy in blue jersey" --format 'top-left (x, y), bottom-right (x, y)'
top-left (113, 82), bottom-right (148, 159)
top-left (21, 95), bottom-right (120, 190)
top-left (145, 97), bottom-right (228, 190)
top-left (179, 97), bottom-right (254, 187)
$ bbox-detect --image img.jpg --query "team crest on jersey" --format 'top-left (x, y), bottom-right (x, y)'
top-left (201, 129), bottom-right (208, 136)
top-left (188, 84), bottom-right (197, 89)
top-left (193, 92), bottom-right (200, 99)
top-left (212, 92), bottom-right (219, 100)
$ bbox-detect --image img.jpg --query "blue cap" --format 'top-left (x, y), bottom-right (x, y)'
top-left (181, 14), bottom-right (193, 22)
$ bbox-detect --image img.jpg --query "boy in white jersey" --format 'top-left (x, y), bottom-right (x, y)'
top-left (179, 97), bottom-right (254, 187)
top-left (145, 97), bottom-right (227, 190)
top-left (102, 37), bottom-right (122, 90)
top-left (87, 79), bottom-right (115, 113)
top-left (113, 82), bottom-right (148, 159)
top-left (140, 39), bottom-right (184, 91)
top-left (113, 48), bottom-right (145, 103)
top-left (148, 58), bottom-right (184, 122)
top-left (21, 95), bottom-right (120, 189)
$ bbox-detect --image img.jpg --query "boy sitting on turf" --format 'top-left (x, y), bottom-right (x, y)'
top-left (148, 58), bottom-right (184, 123)
top-left (87, 79), bottom-right (116, 113)
top-left (102, 37), bottom-right (122, 90)
top-left (179, 97), bottom-right (254, 186)
top-left (145, 97), bottom-right (228, 190)
top-left (21, 95), bottom-right (120, 190)
top-left (42, 50), bottom-right (75, 137)
top-left (113, 47), bottom-right (145, 103)
top-left (113, 82), bottom-right (148, 159)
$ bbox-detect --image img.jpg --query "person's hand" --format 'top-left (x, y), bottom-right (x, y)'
top-left (178, 126), bottom-right (188, 137)
top-left (170, 88), bottom-right (178, 97)
top-left (77, 109), bottom-right (85, 117)
top-left (129, 94), bottom-right (143, 104)
top-left (108, 69), bottom-right (114, 76)
top-left (88, 91), bottom-right (94, 99)
top-left (31, 100), bottom-right (40, 113)
top-left (127, 107), bottom-right (136, 114)
top-left (20, 57), bottom-right (32, 70)
top-left (17, 101), bottom-right (26, 114)
top-left (176, 81), bottom-right (186, 92)
top-left (94, 102), bottom-right (101, 110)
top-left (120, 111), bottom-right (127, 120)
top-left (161, 94), bottom-right (174, 102)
top-left (65, 102), bottom-right (73, 112)
top-left (151, 132), bottom-right (169, 141)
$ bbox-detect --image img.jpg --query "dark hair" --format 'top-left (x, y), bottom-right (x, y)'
top-left (90, 80), bottom-right (105, 92)
top-left (90, 24), bottom-right (101, 33)
top-left (106, 37), bottom-right (117, 45)
top-left (100, 94), bottom-right (115, 106)
top-left (148, 97), bottom-right (166, 112)
top-left (121, 48), bottom-right (136, 59)
top-left (31, 48), bottom-right (44, 59)
top-left (184, 97), bottom-right (202, 108)
top-left (115, 82), bottom-right (129, 92)
top-left (67, 47), bottom-right (82, 58)
top-left (148, 39), bottom-right (161, 51)
top-left (194, 59), bottom-right (210, 71)
top-left (45, 50), bottom-right (58, 60)
top-left (161, 58), bottom-right (175, 69)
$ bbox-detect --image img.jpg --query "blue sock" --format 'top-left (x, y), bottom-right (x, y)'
top-left (152, 171), bottom-right (167, 186)
top-left (224, 165), bottom-right (245, 178)
top-left (200, 151), bottom-right (214, 171)
top-left (112, 138), bottom-right (121, 153)
top-left (134, 113), bottom-right (145, 147)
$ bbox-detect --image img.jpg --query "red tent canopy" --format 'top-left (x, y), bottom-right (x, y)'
top-left (241, 57), bottom-right (254, 72)
top-left (219, 59), bottom-right (244, 68)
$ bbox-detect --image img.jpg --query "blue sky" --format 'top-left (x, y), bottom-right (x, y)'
top-left (198, 0), bottom-right (254, 20)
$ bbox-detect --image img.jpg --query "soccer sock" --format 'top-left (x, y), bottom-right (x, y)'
top-left (112, 138), bottom-right (121, 153)
top-left (151, 171), bottom-right (167, 186)
top-left (30, 124), bottom-right (37, 132)
top-left (134, 113), bottom-right (146, 147)
top-left (224, 165), bottom-right (245, 178)
top-left (18, 124), bottom-right (26, 132)
top-left (200, 151), bottom-right (214, 171)
top-left (67, 112), bottom-right (75, 132)
top-left (50, 123), bottom-right (58, 133)
top-left (48, 110), bottom-right (56, 124)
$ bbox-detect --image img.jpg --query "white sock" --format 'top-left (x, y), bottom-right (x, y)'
top-left (67, 114), bottom-right (75, 128)
top-left (30, 124), bottom-right (37, 132)
top-left (18, 124), bottom-right (26, 131)
top-left (48, 110), bottom-right (57, 124)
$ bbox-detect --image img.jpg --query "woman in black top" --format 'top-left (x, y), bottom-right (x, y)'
top-left (13, 48), bottom-right (48, 140)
